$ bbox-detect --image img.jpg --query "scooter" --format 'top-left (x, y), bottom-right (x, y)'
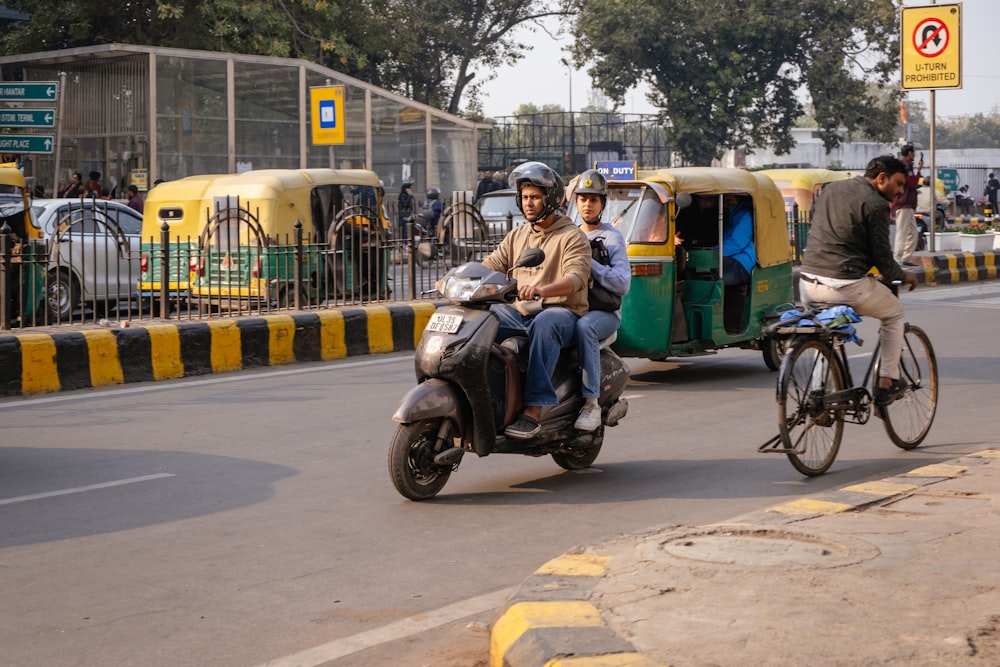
top-left (388, 248), bottom-right (630, 500)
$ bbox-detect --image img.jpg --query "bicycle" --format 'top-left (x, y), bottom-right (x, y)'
top-left (758, 303), bottom-right (938, 476)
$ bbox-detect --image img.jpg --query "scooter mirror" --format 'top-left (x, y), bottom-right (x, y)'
top-left (513, 247), bottom-right (545, 269)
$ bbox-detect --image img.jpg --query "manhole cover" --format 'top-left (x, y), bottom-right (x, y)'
top-left (646, 526), bottom-right (880, 569)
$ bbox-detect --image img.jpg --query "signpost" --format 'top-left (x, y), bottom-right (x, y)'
top-left (0, 135), bottom-right (55, 154)
top-left (0, 82), bottom-right (59, 102)
top-left (0, 109), bottom-right (55, 128)
top-left (901, 3), bottom-right (962, 251)
top-left (309, 85), bottom-right (346, 145)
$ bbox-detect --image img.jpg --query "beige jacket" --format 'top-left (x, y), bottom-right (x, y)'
top-left (482, 214), bottom-right (591, 316)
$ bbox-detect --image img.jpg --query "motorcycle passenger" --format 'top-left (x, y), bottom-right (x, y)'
top-left (798, 155), bottom-right (918, 406)
top-left (573, 170), bottom-right (631, 432)
top-left (420, 187), bottom-right (443, 232)
top-left (482, 161), bottom-right (592, 439)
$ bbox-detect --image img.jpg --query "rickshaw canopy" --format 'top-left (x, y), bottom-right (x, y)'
top-left (758, 168), bottom-right (850, 218)
top-left (639, 167), bottom-right (790, 268)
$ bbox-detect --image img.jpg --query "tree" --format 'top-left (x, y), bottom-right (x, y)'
top-left (569, 0), bottom-right (901, 165)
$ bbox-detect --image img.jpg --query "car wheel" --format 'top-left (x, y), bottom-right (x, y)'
top-left (47, 269), bottom-right (78, 321)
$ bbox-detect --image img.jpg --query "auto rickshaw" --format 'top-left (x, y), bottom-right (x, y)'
top-left (187, 168), bottom-right (390, 309)
top-left (758, 168), bottom-right (850, 261)
top-left (0, 166), bottom-right (45, 326)
top-left (568, 167), bottom-right (794, 369)
top-left (138, 174), bottom-right (227, 305)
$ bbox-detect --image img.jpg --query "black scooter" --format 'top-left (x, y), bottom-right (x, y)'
top-left (388, 249), bottom-right (630, 500)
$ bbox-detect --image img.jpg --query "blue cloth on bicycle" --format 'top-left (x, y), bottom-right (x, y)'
top-left (780, 306), bottom-right (863, 344)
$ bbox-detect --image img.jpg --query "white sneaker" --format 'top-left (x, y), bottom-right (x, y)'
top-left (574, 404), bottom-right (602, 431)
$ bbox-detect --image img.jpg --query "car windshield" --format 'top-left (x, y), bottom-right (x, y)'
top-left (478, 193), bottom-right (520, 219)
top-left (568, 184), bottom-right (668, 244)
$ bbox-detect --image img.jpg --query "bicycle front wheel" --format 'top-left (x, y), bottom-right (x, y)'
top-left (777, 337), bottom-right (845, 476)
top-left (879, 324), bottom-right (938, 449)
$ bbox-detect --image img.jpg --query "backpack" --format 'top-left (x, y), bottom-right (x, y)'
top-left (588, 237), bottom-right (622, 312)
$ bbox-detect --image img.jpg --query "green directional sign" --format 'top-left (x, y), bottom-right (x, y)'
top-left (0, 108), bottom-right (55, 127)
top-left (0, 82), bottom-right (59, 102)
top-left (0, 134), bottom-right (54, 154)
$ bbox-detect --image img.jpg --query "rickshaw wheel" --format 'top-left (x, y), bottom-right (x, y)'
top-left (388, 419), bottom-right (452, 500)
top-left (552, 432), bottom-right (604, 470)
top-left (762, 335), bottom-right (787, 371)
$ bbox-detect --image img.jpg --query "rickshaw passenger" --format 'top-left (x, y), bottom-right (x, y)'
top-left (573, 170), bottom-right (631, 432)
top-left (721, 194), bottom-right (756, 288)
top-left (675, 195), bottom-right (719, 249)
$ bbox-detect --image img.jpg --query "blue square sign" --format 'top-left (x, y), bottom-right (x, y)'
top-left (319, 100), bottom-right (337, 129)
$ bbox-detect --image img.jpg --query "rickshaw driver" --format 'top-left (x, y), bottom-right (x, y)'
top-left (573, 169), bottom-right (631, 432)
top-left (798, 155), bottom-right (919, 406)
top-left (481, 161), bottom-right (592, 439)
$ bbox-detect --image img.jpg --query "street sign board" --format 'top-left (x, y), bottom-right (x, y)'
top-left (0, 82), bottom-right (59, 102)
top-left (310, 86), bottom-right (345, 145)
top-left (0, 108), bottom-right (55, 128)
top-left (901, 4), bottom-right (962, 90)
top-left (0, 135), bottom-right (54, 154)
top-left (937, 167), bottom-right (959, 193)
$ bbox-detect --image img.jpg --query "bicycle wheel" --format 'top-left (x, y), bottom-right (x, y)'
top-left (777, 337), bottom-right (845, 476)
top-left (879, 324), bottom-right (938, 449)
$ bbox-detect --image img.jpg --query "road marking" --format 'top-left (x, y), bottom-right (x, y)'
top-left (0, 354), bottom-right (413, 409)
top-left (0, 473), bottom-right (175, 506)
top-left (251, 586), bottom-right (515, 667)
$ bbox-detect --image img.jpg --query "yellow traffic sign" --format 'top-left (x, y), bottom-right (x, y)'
top-left (901, 4), bottom-right (962, 90)
top-left (310, 85), bottom-right (345, 145)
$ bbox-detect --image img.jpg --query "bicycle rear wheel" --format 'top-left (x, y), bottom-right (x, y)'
top-left (879, 324), bottom-right (938, 449)
top-left (777, 337), bottom-right (845, 476)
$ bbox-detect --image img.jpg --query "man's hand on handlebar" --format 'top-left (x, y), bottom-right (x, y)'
top-left (903, 271), bottom-right (918, 291)
top-left (518, 284), bottom-right (544, 301)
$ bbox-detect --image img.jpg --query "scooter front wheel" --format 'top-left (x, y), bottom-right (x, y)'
top-left (388, 419), bottom-right (453, 500)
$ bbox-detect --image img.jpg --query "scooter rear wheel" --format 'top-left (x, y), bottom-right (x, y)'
top-left (388, 419), bottom-right (452, 500)
top-left (551, 431), bottom-right (604, 471)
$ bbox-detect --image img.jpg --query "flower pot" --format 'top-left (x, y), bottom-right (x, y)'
top-left (927, 231), bottom-right (960, 251)
top-left (959, 232), bottom-right (995, 253)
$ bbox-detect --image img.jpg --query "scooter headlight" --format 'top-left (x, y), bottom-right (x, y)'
top-left (441, 275), bottom-right (507, 302)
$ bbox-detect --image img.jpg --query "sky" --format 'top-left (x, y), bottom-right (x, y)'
top-left (478, 1), bottom-right (1000, 121)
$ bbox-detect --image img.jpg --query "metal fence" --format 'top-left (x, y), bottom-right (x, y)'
top-left (2, 196), bottom-right (509, 331)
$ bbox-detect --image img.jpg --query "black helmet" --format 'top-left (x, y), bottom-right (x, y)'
top-left (426, 187), bottom-right (440, 200)
top-left (509, 161), bottom-right (565, 220)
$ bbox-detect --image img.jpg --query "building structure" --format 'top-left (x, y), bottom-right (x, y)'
top-left (0, 44), bottom-right (481, 198)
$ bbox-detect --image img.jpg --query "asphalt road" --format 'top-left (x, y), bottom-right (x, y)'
top-left (1, 281), bottom-right (998, 667)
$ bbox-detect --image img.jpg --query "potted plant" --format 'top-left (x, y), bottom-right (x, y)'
top-left (926, 225), bottom-right (961, 251)
top-left (957, 224), bottom-right (996, 253)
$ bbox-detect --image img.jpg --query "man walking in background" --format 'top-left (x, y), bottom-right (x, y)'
top-left (892, 144), bottom-right (922, 267)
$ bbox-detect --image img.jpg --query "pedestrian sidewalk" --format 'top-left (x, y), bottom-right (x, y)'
top-left (491, 449), bottom-right (1000, 667)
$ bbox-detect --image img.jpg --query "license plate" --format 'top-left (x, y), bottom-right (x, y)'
top-left (427, 312), bottom-right (462, 333)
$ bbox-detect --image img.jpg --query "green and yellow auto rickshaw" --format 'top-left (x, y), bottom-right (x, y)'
top-left (187, 168), bottom-right (390, 309)
top-left (0, 166), bottom-right (45, 325)
top-left (568, 167), bottom-right (794, 369)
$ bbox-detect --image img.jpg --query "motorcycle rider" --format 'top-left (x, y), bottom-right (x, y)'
top-left (481, 161), bottom-right (592, 439)
top-left (573, 169), bottom-right (631, 431)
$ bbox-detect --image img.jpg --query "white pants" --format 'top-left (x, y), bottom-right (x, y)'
top-left (893, 208), bottom-right (918, 264)
top-left (799, 274), bottom-right (904, 380)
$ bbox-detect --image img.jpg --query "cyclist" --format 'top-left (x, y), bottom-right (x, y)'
top-left (798, 155), bottom-right (919, 406)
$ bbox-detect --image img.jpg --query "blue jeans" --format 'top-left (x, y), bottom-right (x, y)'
top-left (491, 304), bottom-right (579, 406)
top-left (576, 310), bottom-right (620, 399)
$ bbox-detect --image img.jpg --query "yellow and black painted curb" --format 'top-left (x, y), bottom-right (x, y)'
top-left (919, 249), bottom-right (999, 284)
top-left (0, 302), bottom-right (439, 397)
top-left (489, 449), bottom-right (1000, 667)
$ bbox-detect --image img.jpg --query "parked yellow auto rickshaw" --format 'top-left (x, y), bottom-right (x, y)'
top-left (0, 166), bottom-right (45, 325)
top-left (759, 168), bottom-right (850, 261)
top-left (187, 168), bottom-right (390, 309)
top-left (568, 167), bottom-right (794, 369)
top-left (138, 173), bottom-right (227, 303)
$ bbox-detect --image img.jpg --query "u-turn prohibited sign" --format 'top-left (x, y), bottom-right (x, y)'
top-left (901, 4), bottom-right (962, 90)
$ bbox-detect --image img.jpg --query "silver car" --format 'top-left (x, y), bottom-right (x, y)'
top-left (30, 199), bottom-right (142, 321)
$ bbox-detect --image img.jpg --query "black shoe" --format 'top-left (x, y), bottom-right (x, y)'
top-left (874, 378), bottom-right (908, 406)
top-left (504, 414), bottom-right (541, 439)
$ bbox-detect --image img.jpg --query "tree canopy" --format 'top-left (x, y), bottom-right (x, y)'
top-left (568, 0), bottom-right (901, 165)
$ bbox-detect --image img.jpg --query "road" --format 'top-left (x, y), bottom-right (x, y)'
top-left (1, 281), bottom-right (998, 666)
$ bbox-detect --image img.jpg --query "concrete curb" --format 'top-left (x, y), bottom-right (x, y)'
top-left (918, 249), bottom-right (999, 284)
top-left (0, 302), bottom-right (438, 397)
top-left (489, 449), bottom-right (1000, 667)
